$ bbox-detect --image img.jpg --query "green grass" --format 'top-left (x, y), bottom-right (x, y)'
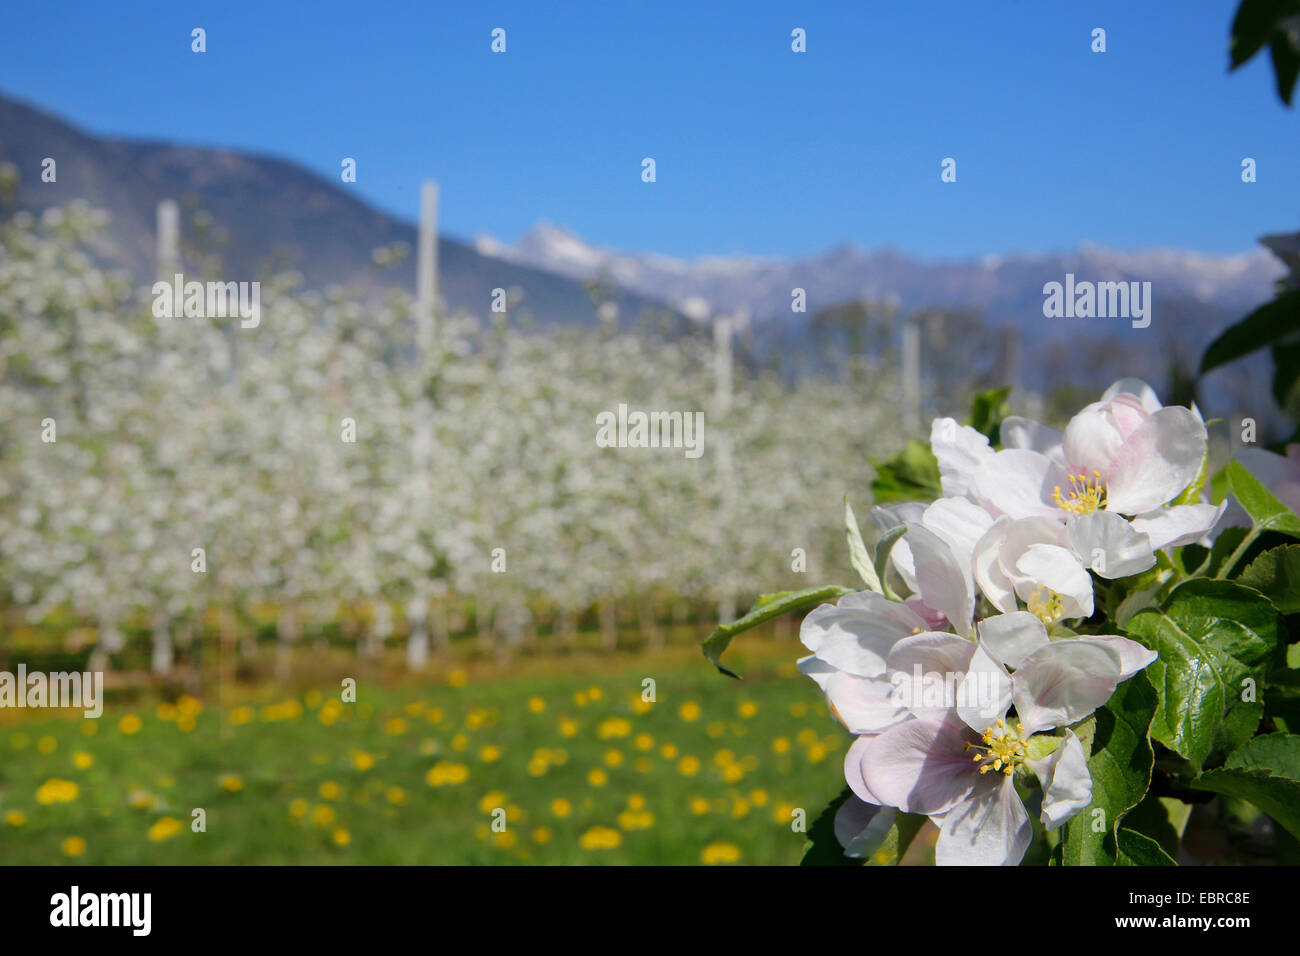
top-left (0, 639), bottom-right (850, 864)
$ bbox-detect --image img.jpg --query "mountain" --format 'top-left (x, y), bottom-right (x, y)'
top-left (479, 223), bottom-right (1284, 335)
top-left (0, 92), bottom-right (678, 329)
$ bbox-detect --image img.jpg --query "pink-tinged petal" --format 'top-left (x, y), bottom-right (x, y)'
top-left (935, 776), bottom-right (1032, 866)
top-left (956, 643), bottom-right (1013, 732)
top-left (976, 611), bottom-right (1049, 669)
top-left (833, 795), bottom-right (886, 851)
top-left (1067, 510), bottom-right (1155, 579)
top-left (843, 735), bottom-right (881, 805)
top-left (1104, 406), bottom-right (1207, 514)
top-left (1130, 502), bottom-right (1227, 551)
top-left (930, 417), bottom-right (994, 499)
top-left (1025, 729), bottom-right (1093, 831)
top-left (1013, 640), bottom-right (1123, 734)
top-left (1068, 635), bottom-right (1158, 681)
top-left (824, 671), bottom-right (910, 735)
top-left (1101, 378), bottom-right (1164, 415)
top-left (1063, 400), bottom-right (1133, 477)
top-left (973, 519), bottom-right (1019, 613)
top-left (886, 632), bottom-right (979, 721)
top-left (904, 597), bottom-right (949, 632)
top-left (1012, 544), bottom-right (1094, 619)
top-left (857, 717), bottom-right (979, 815)
top-left (972, 449), bottom-right (1070, 520)
top-left (906, 524), bottom-right (974, 636)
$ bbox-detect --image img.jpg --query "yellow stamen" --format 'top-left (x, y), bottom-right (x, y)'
top-left (1052, 470), bottom-right (1107, 516)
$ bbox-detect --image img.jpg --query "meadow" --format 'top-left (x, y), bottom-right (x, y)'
top-left (0, 634), bottom-right (858, 865)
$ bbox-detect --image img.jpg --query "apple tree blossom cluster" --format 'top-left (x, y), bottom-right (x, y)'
top-left (707, 377), bottom-right (1300, 866)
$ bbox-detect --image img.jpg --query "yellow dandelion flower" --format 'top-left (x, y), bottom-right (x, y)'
top-left (558, 717), bottom-right (579, 738)
top-left (677, 755), bottom-right (700, 777)
top-left (352, 751), bottom-right (376, 771)
top-left (550, 797), bottom-right (572, 818)
top-left (772, 736), bottom-right (791, 755)
top-left (603, 749), bottom-right (623, 768)
top-left (447, 669), bottom-right (469, 687)
top-left (479, 744), bottom-right (501, 763)
top-left (531, 826), bottom-right (552, 844)
top-left (587, 768), bottom-right (608, 787)
top-left (385, 717), bottom-right (408, 736)
top-left (527, 696), bottom-right (546, 714)
top-left (5, 810), bottom-right (27, 826)
top-left (749, 788), bottom-right (769, 807)
top-left (597, 716), bottom-right (632, 739)
top-left (36, 778), bottom-right (79, 805)
top-left (319, 781), bottom-right (342, 801)
top-left (311, 805), bottom-right (336, 827)
top-left (118, 714), bottom-right (142, 735)
top-left (702, 843), bottom-right (742, 864)
top-left (37, 735), bottom-right (57, 755)
top-left (678, 701), bottom-right (701, 722)
top-left (220, 774), bottom-right (245, 792)
top-left (579, 826), bottom-right (622, 850)
top-left (689, 797), bottom-right (710, 815)
top-left (289, 798), bottom-right (309, 819)
top-left (147, 817), bottom-right (183, 842)
top-left (451, 733), bottom-right (469, 752)
top-left (706, 721), bottom-right (726, 738)
top-left (331, 828), bottom-right (351, 846)
top-left (738, 701), bottom-right (759, 719)
top-left (425, 761), bottom-right (470, 787)
top-left (231, 706), bottom-right (255, 726)
top-left (61, 836), bottom-right (87, 858)
top-left (72, 751), bottom-right (93, 770)
top-left (660, 743), bottom-right (678, 759)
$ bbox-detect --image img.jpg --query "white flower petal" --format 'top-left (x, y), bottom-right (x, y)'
top-left (825, 671), bottom-right (911, 734)
top-left (935, 775), bottom-right (1032, 866)
top-left (1068, 634), bottom-right (1158, 681)
top-left (931, 417), bottom-right (994, 499)
top-left (921, 496), bottom-right (995, 571)
top-left (798, 594), bottom-right (926, 678)
top-left (1013, 543), bottom-right (1094, 619)
top-left (906, 524), bottom-right (975, 635)
top-left (857, 717), bottom-right (978, 815)
top-left (973, 519), bottom-right (1019, 613)
top-left (976, 611), bottom-right (1050, 669)
top-left (956, 643), bottom-right (1013, 732)
top-left (1130, 502), bottom-right (1227, 551)
top-left (1025, 729), bottom-right (1093, 831)
top-left (886, 631), bottom-right (979, 721)
top-left (972, 449), bottom-right (1070, 520)
top-left (843, 735), bottom-right (880, 805)
top-left (1066, 510), bottom-right (1156, 579)
top-left (1012, 640), bottom-right (1123, 734)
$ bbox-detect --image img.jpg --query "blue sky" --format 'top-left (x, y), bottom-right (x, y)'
top-left (2, 0), bottom-right (1295, 259)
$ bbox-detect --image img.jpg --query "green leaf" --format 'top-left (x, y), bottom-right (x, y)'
top-left (1230, 0), bottom-right (1290, 69)
top-left (1189, 733), bottom-right (1300, 840)
top-left (869, 440), bottom-right (941, 504)
top-left (1171, 442), bottom-right (1210, 507)
top-left (873, 525), bottom-right (907, 600)
top-left (1200, 290), bottom-right (1300, 374)
top-left (861, 811), bottom-right (928, 866)
top-left (1238, 544), bottom-right (1300, 614)
top-left (1227, 459), bottom-right (1300, 538)
top-left (967, 386), bottom-right (1013, 445)
top-left (1125, 579), bottom-right (1281, 767)
top-left (844, 496), bottom-right (883, 593)
top-left (1270, 31), bottom-right (1300, 105)
top-left (701, 585), bottom-right (854, 678)
top-left (1272, 341), bottom-right (1300, 417)
top-left (1060, 673), bottom-right (1158, 866)
top-left (1115, 828), bottom-right (1177, 865)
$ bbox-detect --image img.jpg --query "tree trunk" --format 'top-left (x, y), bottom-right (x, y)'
top-left (151, 614), bottom-right (174, 676)
top-left (599, 600), bottom-right (618, 651)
